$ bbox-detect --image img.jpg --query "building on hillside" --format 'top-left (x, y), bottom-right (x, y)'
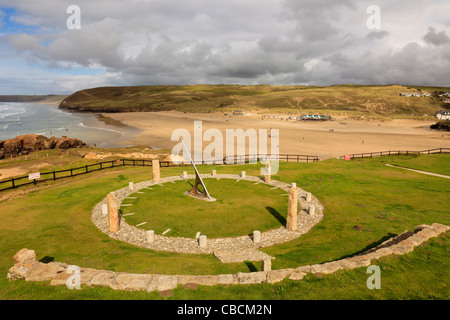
top-left (399, 92), bottom-right (430, 97)
top-left (435, 110), bottom-right (450, 120)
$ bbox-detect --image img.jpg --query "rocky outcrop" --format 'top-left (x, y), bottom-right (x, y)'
top-left (430, 120), bottom-right (450, 131)
top-left (0, 134), bottom-right (87, 159)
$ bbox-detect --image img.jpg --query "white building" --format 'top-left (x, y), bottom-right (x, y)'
top-left (435, 110), bottom-right (450, 120)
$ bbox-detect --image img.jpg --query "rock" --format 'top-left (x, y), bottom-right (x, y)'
top-left (354, 225), bottom-right (364, 231)
top-left (177, 275), bottom-right (219, 286)
top-left (89, 271), bottom-right (116, 287)
top-left (13, 248), bottom-right (36, 263)
top-left (79, 268), bottom-right (101, 284)
top-left (218, 274), bottom-right (236, 285)
top-left (294, 265), bottom-right (312, 273)
top-left (7, 261), bottom-right (37, 280)
top-left (50, 272), bottom-right (71, 286)
top-left (147, 275), bottom-right (178, 292)
top-left (111, 273), bottom-right (153, 291)
top-left (25, 262), bottom-right (66, 282)
top-left (237, 272), bottom-right (267, 285)
top-left (0, 134), bottom-right (86, 159)
top-left (319, 261), bottom-right (342, 274)
top-left (430, 223), bottom-right (450, 233)
top-left (289, 271), bottom-right (307, 281)
top-left (266, 269), bottom-right (295, 284)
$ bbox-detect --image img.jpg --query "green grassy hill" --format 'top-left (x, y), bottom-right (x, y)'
top-left (58, 84), bottom-right (450, 119)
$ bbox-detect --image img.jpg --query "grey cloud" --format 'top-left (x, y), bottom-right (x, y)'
top-left (365, 30), bottom-right (389, 40)
top-left (423, 27), bottom-right (450, 46)
top-left (1, 0), bottom-right (450, 94)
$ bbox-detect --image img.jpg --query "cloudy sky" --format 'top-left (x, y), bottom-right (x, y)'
top-left (0, 0), bottom-right (449, 94)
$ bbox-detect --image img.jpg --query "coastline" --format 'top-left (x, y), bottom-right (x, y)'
top-left (4, 99), bottom-right (447, 156)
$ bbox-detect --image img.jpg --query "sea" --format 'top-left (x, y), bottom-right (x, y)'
top-left (0, 102), bottom-right (140, 148)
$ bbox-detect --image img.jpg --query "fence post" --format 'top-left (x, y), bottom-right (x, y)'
top-left (53, 171), bottom-right (56, 180)
top-left (70, 169), bottom-right (73, 176)
top-left (11, 178), bottom-right (15, 188)
top-left (85, 165), bottom-right (88, 173)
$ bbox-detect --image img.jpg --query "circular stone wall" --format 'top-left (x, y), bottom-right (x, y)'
top-left (91, 173), bottom-right (324, 255)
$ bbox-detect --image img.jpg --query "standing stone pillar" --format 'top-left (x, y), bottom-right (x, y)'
top-left (309, 204), bottom-right (316, 216)
top-left (286, 185), bottom-right (298, 231)
top-left (306, 192), bottom-right (312, 202)
top-left (264, 161), bottom-right (271, 183)
top-left (183, 171), bottom-right (188, 179)
top-left (129, 181), bottom-right (134, 191)
top-left (261, 258), bottom-right (272, 272)
top-left (152, 159), bottom-right (160, 182)
top-left (212, 170), bottom-right (216, 177)
top-left (146, 230), bottom-right (155, 244)
top-left (253, 230), bottom-right (261, 244)
top-left (107, 192), bottom-right (120, 232)
top-left (241, 171), bottom-right (246, 179)
top-left (199, 235), bottom-right (207, 248)
top-left (101, 203), bottom-right (108, 215)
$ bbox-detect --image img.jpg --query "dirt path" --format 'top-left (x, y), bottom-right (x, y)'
top-left (385, 164), bottom-right (450, 179)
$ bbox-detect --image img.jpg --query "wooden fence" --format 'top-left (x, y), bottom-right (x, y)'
top-left (1, 149), bottom-right (447, 192)
top-left (339, 148), bottom-right (450, 160)
top-left (0, 159), bottom-right (178, 192)
top-left (222, 154), bottom-right (319, 164)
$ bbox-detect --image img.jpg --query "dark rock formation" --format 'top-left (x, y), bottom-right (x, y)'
top-left (430, 120), bottom-right (450, 131)
top-left (0, 134), bottom-right (86, 159)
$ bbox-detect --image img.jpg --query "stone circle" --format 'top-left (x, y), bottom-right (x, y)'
top-left (91, 173), bottom-right (324, 261)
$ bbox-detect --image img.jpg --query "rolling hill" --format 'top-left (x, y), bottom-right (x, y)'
top-left (58, 84), bottom-right (450, 119)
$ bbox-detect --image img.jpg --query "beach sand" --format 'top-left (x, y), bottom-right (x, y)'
top-left (103, 111), bottom-right (450, 159)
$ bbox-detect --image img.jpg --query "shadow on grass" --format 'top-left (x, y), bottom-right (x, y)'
top-left (338, 232), bottom-right (398, 260)
top-left (266, 206), bottom-right (286, 227)
top-left (244, 261), bottom-right (258, 272)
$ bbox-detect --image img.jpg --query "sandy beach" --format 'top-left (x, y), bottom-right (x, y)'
top-left (103, 111), bottom-right (450, 159)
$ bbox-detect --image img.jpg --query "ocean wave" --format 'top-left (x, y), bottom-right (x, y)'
top-left (0, 104), bottom-right (27, 119)
top-left (77, 122), bottom-right (122, 135)
top-left (0, 123), bottom-right (9, 130)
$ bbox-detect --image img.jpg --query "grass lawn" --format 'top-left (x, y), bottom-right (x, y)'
top-left (373, 154), bottom-right (450, 176)
top-left (0, 154), bottom-right (448, 300)
top-left (121, 178), bottom-right (288, 237)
